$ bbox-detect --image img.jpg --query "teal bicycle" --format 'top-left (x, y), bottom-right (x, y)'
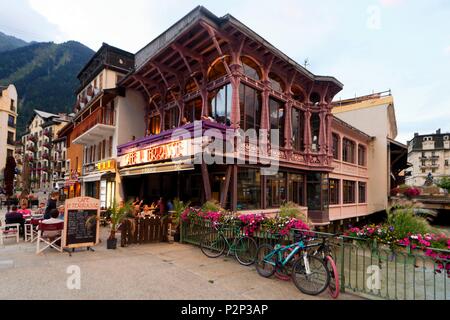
top-left (200, 222), bottom-right (258, 266)
top-left (256, 231), bottom-right (330, 295)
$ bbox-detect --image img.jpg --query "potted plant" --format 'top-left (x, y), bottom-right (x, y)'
top-left (172, 198), bottom-right (190, 242)
top-left (106, 200), bottom-right (133, 249)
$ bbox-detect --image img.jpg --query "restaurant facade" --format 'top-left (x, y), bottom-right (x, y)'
top-left (114, 6), bottom-right (344, 225)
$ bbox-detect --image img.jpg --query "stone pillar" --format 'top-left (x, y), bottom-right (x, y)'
top-left (229, 64), bottom-right (242, 129)
top-left (201, 86), bottom-right (208, 117)
top-left (284, 100), bottom-right (293, 150)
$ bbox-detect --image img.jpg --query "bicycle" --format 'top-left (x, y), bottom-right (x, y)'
top-left (256, 231), bottom-right (330, 295)
top-left (200, 222), bottom-right (258, 266)
top-left (308, 236), bottom-right (340, 299)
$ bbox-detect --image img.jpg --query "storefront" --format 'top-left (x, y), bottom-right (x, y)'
top-left (82, 159), bottom-right (116, 209)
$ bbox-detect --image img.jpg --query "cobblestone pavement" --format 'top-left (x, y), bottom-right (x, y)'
top-left (0, 209), bottom-right (362, 300)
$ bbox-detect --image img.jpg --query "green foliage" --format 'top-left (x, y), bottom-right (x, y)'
top-left (201, 200), bottom-right (225, 213)
top-left (436, 176), bottom-right (450, 192)
top-left (279, 201), bottom-right (306, 220)
top-left (172, 198), bottom-right (190, 226)
top-left (108, 200), bottom-right (134, 240)
top-left (0, 41), bottom-right (94, 135)
top-left (387, 205), bottom-right (430, 239)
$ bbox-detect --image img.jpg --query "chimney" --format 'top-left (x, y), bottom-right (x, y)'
top-left (436, 128), bottom-right (441, 134)
top-left (414, 132), bottom-right (418, 137)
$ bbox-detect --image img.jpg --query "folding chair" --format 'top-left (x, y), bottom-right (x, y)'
top-left (25, 218), bottom-right (43, 242)
top-left (0, 223), bottom-right (20, 245)
top-left (36, 221), bottom-right (64, 254)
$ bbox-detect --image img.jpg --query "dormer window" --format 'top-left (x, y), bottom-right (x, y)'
top-left (423, 136), bottom-right (433, 141)
top-left (444, 136), bottom-right (449, 141)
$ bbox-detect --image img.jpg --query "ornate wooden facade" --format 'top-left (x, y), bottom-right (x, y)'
top-left (117, 6), bottom-right (344, 224)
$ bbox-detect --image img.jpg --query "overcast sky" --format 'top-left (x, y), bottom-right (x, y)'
top-left (0, 0), bottom-right (449, 143)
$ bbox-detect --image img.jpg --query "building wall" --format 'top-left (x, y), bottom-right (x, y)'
top-left (333, 103), bottom-right (392, 213)
top-left (329, 120), bottom-right (371, 221)
top-left (0, 85), bottom-right (18, 174)
top-left (406, 134), bottom-right (450, 186)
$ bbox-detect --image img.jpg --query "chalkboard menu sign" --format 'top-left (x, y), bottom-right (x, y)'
top-left (63, 197), bottom-right (100, 249)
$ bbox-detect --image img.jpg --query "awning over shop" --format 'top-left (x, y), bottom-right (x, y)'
top-left (81, 171), bottom-right (114, 183)
top-left (119, 161), bottom-right (194, 177)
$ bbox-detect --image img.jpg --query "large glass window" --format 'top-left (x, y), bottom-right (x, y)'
top-left (267, 172), bottom-right (286, 208)
top-left (241, 56), bottom-right (261, 80)
top-left (239, 83), bottom-right (262, 132)
top-left (291, 108), bottom-right (304, 151)
top-left (268, 72), bottom-right (284, 92)
top-left (269, 98), bottom-right (285, 147)
top-left (358, 182), bottom-right (367, 203)
top-left (184, 98), bottom-right (202, 123)
top-left (343, 138), bottom-right (356, 163)
top-left (332, 134), bottom-right (340, 160)
top-left (358, 144), bottom-right (366, 166)
top-left (306, 173), bottom-right (324, 210)
top-left (343, 180), bottom-right (356, 204)
top-left (164, 107), bottom-right (179, 131)
top-left (310, 113), bottom-right (320, 152)
top-left (148, 115), bottom-right (161, 135)
top-left (209, 83), bottom-right (232, 125)
top-left (237, 167), bottom-right (261, 210)
top-left (208, 56), bottom-right (230, 81)
top-left (288, 174), bottom-right (305, 206)
top-left (329, 179), bottom-right (340, 205)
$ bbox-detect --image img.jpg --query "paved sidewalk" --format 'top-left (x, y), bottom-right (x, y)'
top-left (1, 208), bottom-right (361, 300)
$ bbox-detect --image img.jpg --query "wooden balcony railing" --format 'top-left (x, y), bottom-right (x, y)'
top-left (72, 106), bottom-right (115, 141)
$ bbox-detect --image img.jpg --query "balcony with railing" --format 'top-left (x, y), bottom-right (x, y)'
top-left (72, 106), bottom-right (115, 145)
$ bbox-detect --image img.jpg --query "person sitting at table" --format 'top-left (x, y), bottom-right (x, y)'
top-left (40, 209), bottom-right (63, 239)
top-left (58, 205), bottom-right (65, 220)
top-left (140, 204), bottom-right (155, 218)
top-left (34, 202), bottom-right (46, 216)
top-left (17, 203), bottom-right (32, 219)
top-left (5, 205), bottom-right (25, 238)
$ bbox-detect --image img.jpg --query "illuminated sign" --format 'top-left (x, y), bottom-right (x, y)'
top-left (120, 139), bottom-right (193, 168)
top-left (97, 160), bottom-right (116, 172)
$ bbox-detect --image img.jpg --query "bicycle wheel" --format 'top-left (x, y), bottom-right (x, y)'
top-left (255, 244), bottom-right (277, 278)
top-left (234, 236), bottom-right (258, 266)
top-left (200, 232), bottom-right (226, 258)
top-left (291, 254), bottom-right (330, 295)
top-left (326, 255), bottom-right (340, 299)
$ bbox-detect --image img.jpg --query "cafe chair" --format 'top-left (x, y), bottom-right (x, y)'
top-left (0, 223), bottom-right (20, 245)
top-left (36, 222), bottom-right (64, 254)
top-left (25, 218), bottom-right (43, 243)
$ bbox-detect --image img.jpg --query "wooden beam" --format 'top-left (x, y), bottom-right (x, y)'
top-left (199, 21), bottom-right (232, 43)
top-left (172, 43), bottom-right (204, 63)
top-left (220, 165), bottom-right (233, 208)
top-left (201, 162), bottom-right (212, 201)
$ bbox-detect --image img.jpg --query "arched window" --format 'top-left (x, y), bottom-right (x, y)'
top-left (241, 56), bottom-right (261, 80)
top-left (184, 77), bottom-right (200, 93)
top-left (209, 83), bottom-right (232, 125)
top-left (184, 98), bottom-right (202, 123)
top-left (165, 87), bottom-right (180, 104)
top-left (239, 83), bottom-right (262, 131)
top-left (164, 107), bottom-right (179, 131)
top-left (268, 72), bottom-right (285, 92)
top-left (207, 56), bottom-right (231, 82)
top-left (291, 107), bottom-right (304, 151)
top-left (332, 133), bottom-right (340, 159)
top-left (310, 92), bottom-right (321, 106)
top-left (291, 85), bottom-right (306, 103)
top-left (310, 113), bottom-right (320, 152)
top-left (269, 98), bottom-right (285, 147)
top-left (147, 115), bottom-right (160, 135)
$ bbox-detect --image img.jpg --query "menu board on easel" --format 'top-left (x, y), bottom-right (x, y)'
top-left (62, 197), bottom-right (100, 249)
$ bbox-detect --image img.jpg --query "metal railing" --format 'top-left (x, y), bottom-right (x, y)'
top-left (180, 220), bottom-right (450, 300)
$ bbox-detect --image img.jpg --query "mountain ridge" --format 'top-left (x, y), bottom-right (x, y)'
top-left (0, 33), bottom-right (95, 136)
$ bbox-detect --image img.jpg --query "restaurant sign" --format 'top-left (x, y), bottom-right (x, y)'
top-left (97, 159), bottom-right (116, 172)
top-left (119, 139), bottom-right (194, 168)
